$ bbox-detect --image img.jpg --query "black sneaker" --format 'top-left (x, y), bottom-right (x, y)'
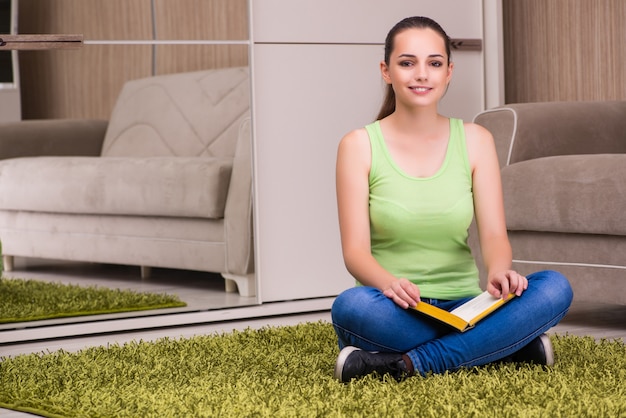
top-left (511, 333), bottom-right (555, 366)
top-left (334, 346), bottom-right (409, 382)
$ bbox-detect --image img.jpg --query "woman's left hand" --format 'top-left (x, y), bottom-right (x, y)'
top-left (487, 270), bottom-right (528, 299)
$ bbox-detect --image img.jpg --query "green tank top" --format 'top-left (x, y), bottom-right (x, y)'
top-left (366, 118), bottom-right (481, 299)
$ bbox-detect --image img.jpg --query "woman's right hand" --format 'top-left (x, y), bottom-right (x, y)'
top-left (382, 278), bottom-right (421, 309)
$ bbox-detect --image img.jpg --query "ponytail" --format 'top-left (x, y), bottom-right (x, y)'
top-left (376, 85), bottom-right (396, 120)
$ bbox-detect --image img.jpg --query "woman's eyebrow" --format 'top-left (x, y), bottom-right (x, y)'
top-left (396, 53), bottom-right (445, 59)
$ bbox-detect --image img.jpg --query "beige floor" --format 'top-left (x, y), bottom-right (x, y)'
top-left (1, 259), bottom-right (625, 417)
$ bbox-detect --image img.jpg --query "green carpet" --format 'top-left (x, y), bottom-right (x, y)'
top-left (0, 278), bottom-right (187, 323)
top-left (0, 323), bottom-right (624, 417)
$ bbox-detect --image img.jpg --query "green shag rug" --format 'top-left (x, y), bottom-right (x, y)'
top-left (0, 322), bottom-right (624, 417)
top-left (0, 278), bottom-right (187, 323)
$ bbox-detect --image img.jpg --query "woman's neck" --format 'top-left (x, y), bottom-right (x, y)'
top-left (383, 107), bottom-right (446, 139)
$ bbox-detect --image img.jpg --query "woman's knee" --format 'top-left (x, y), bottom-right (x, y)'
top-left (528, 269), bottom-right (574, 307)
top-left (333, 287), bottom-right (374, 313)
top-left (331, 287), bottom-right (384, 324)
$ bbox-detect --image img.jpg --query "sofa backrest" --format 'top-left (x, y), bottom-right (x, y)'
top-left (474, 100), bottom-right (626, 166)
top-left (101, 67), bottom-right (250, 159)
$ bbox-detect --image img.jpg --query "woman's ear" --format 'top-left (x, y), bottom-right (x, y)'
top-left (446, 61), bottom-right (454, 84)
top-left (380, 61), bottom-right (392, 85)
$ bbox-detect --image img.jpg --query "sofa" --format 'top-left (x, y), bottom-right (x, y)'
top-left (472, 100), bottom-right (626, 305)
top-left (0, 67), bottom-right (256, 297)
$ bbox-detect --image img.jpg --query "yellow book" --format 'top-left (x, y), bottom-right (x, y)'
top-left (412, 291), bottom-right (515, 332)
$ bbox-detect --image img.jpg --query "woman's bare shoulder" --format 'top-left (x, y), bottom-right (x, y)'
top-left (462, 121), bottom-right (493, 144)
top-left (337, 127), bottom-right (372, 167)
top-left (462, 121), bottom-right (497, 169)
top-left (338, 127), bottom-right (371, 154)
top-left (340, 127), bottom-right (370, 145)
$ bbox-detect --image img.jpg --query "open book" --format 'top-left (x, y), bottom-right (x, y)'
top-left (412, 291), bottom-right (515, 332)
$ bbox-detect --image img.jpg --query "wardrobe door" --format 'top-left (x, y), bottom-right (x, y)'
top-left (251, 0), bottom-right (497, 301)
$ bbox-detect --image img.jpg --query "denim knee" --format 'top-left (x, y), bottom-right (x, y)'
top-left (331, 287), bottom-right (376, 324)
top-left (528, 269), bottom-right (574, 311)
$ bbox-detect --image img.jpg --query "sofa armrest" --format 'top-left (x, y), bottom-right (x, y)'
top-left (0, 119), bottom-right (108, 159)
top-left (474, 101), bottom-right (626, 167)
top-left (223, 117), bottom-right (254, 276)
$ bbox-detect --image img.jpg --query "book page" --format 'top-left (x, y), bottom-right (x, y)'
top-left (450, 291), bottom-right (508, 323)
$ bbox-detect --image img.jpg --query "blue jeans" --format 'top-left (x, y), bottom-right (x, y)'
top-left (331, 270), bottom-right (573, 376)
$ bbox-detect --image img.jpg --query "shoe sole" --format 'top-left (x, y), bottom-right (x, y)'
top-left (334, 346), bottom-right (360, 381)
top-left (539, 334), bottom-right (554, 366)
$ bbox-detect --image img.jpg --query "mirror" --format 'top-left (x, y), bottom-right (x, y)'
top-left (0, 0), bottom-right (258, 340)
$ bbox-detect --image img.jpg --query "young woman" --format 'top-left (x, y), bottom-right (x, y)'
top-left (332, 16), bottom-right (573, 382)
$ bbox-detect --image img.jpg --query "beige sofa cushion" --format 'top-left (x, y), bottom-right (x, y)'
top-left (0, 156), bottom-right (232, 218)
top-left (502, 154), bottom-right (626, 235)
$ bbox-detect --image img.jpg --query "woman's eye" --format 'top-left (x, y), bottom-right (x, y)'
top-left (431, 61), bottom-right (443, 67)
top-left (399, 61), bottom-right (413, 67)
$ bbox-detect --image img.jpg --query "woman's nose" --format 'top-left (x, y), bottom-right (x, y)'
top-left (414, 65), bottom-right (428, 81)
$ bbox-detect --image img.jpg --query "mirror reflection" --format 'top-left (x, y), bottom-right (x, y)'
top-left (0, 0), bottom-right (257, 336)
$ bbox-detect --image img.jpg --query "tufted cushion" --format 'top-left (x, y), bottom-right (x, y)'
top-left (101, 67), bottom-right (250, 158)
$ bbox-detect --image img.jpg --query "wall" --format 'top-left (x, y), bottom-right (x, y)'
top-left (17, 0), bottom-right (248, 120)
top-left (17, 1), bottom-right (626, 117)
top-left (503, 0), bottom-right (626, 103)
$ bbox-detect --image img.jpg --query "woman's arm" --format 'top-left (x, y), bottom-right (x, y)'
top-left (336, 129), bottom-right (421, 308)
top-left (465, 123), bottom-right (528, 298)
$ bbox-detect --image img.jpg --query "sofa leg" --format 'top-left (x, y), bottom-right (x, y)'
top-left (221, 273), bottom-right (256, 297)
top-left (224, 278), bottom-right (238, 293)
top-left (140, 266), bottom-right (152, 279)
top-left (3, 255), bottom-right (14, 272)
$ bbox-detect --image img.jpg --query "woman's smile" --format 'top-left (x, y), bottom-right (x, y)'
top-left (410, 86), bottom-right (432, 94)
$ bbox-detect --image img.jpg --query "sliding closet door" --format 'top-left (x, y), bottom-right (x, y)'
top-left (17, 0), bottom-right (248, 120)
top-left (251, 0), bottom-right (500, 301)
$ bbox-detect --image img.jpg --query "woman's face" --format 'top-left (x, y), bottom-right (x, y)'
top-left (381, 27), bottom-right (453, 109)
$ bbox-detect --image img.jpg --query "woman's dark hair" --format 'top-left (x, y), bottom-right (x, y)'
top-left (376, 16), bottom-right (452, 120)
